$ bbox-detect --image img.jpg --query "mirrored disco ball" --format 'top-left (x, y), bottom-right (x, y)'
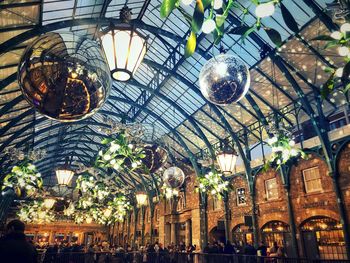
top-left (163, 166), bottom-right (185, 189)
top-left (199, 54), bottom-right (250, 105)
top-left (140, 144), bottom-right (168, 173)
top-left (18, 32), bottom-right (112, 122)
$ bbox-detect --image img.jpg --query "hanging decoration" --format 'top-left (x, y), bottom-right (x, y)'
top-left (101, 6), bottom-right (147, 81)
top-left (196, 169), bottom-right (229, 199)
top-left (18, 32), bottom-right (111, 122)
top-left (199, 53), bottom-right (250, 105)
top-left (135, 191), bottom-right (148, 207)
top-left (163, 166), bottom-right (185, 189)
top-left (139, 144), bottom-right (168, 174)
top-left (17, 200), bottom-right (55, 224)
top-left (96, 131), bottom-right (146, 171)
top-left (265, 122), bottom-right (306, 171)
top-left (1, 161), bottom-right (43, 197)
top-left (312, 22), bottom-right (350, 98)
top-left (161, 184), bottom-right (180, 199)
top-left (160, 0), bottom-right (300, 57)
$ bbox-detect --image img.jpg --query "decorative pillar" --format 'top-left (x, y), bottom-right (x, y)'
top-left (185, 219), bottom-right (192, 245)
top-left (223, 193), bottom-right (231, 242)
top-left (199, 192), bottom-right (208, 249)
top-left (141, 206), bottom-right (145, 246)
top-left (170, 222), bottom-right (177, 244)
top-left (149, 204), bottom-right (155, 244)
top-left (127, 212), bottom-right (131, 246)
top-left (121, 220), bottom-right (125, 246)
top-left (132, 207), bottom-right (138, 248)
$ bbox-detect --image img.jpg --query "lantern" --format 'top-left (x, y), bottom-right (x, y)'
top-left (56, 169), bottom-right (74, 186)
top-left (216, 140), bottom-right (238, 175)
top-left (101, 6), bottom-right (147, 81)
top-left (135, 191), bottom-right (147, 206)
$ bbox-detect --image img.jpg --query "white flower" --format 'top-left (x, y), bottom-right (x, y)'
top-left (28, 164), bottom-right (35, 170)
top-left (199, 183), bottom-right (204, 189)
top-left (103, 154), bottom-right (111, 161)
top-left (110, 159), bottom-right (116, 165)
top-left (110, 142), bottom-right (120, 153)
top-left (211, 189), bottom-right (217, 195)
top-left (288, 140), bottom-right (295, 147)
top-left (131, 162), bottom-right (137, 168)
top-left (290, 149), bottom-right (298, 156)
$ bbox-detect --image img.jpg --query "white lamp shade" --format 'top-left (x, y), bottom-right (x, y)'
top-left (101, 29), bottom-right (147, 81)
top-left (43, 198), bottom-right (56, 210)
top-left (56, 169), bottom-right (74, 185)
top-left (216, 152), bottom-right (237, 175)
top-left (135, 191), bottom-right (148, 206)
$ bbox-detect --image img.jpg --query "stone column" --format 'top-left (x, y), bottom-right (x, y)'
top-left (223, 193), bottom-right (231, 242)
top-left (50, 231), bottom-right (56, 244)
top-left (170, 222), bottom-right (177, 245)
top-left (185, 219), bottom-right (192, 245)
top-left (158, 215), bottom-right (166, 246)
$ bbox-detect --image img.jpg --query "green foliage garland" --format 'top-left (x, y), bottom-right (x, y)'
top-left (2, 161), bottom-right (43, 197)
top-left (196, 169), bottom-right (229, 199)
top-left (17, 200), bottom-right (55, 224)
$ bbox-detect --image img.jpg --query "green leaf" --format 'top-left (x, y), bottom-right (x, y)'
top-left (280, 3), bottom-right (299, 33)
top-left (227, 25), bottom-right (252, 35)
top-left (202, 0), bottom-right (211, 9)
top-left (215, 14), bottom-right (226, 28)
top-left (265, 27), bottom-right (282, 47)
top-left (191, 0), bottom-right (204, 33)
top-left (185, 31), bottom-right (196, 58)
top-left (213, 27), bottom-right (223, 45)
top-left (324, 40), bottom-right (339, 49)
top-left (342, 61), bottom-right (350, 83)
top-left (321, 73), bottom-right (335, 99)
top-left (344, 82), bottom-right (350, 93)
top-left (251, 0), bottom-right (259, 5)
top-left (160, 0), bottom-right (178, 18)
top-left (311, 35), bottom-right (335, 41)
top-left (101, 138), bottom-right (113, 145)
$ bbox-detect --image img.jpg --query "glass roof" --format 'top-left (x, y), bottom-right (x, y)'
top-left (0, 0), bottom-right (349, 188)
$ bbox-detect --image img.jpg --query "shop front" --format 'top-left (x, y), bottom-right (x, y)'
top-left (301, 216), bottom-right (346, 260)
top-left (261, 221), bottom-right (293, 256)
top-left (232, 224), bottom-right (253, 247)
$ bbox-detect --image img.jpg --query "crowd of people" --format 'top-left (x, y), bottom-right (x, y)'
top-left (0, 219), bottom-right (287, 263)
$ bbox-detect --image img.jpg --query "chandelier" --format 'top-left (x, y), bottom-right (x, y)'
top-left (101, 6), bottom-right (147, 81)
top-left (216, 139), bottom-right (238, 175)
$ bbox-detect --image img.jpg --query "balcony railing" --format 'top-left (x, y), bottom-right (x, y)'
top-left (37, 251), bottom-right (350, 263)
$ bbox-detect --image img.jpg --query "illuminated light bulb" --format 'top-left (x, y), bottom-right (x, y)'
top-left (202, 19), bottom-right (216, 34)
top-left (255, 2), bottom-right (275, 18)
top-left (181, 0), bottom-right (193, 5)
top-left (341, 23), bottom-right (350, 33)
top-left (331, 31), bottom-right (342, 40)
top-left (335, 67), bottom-right (344, 77)
top-left (213, 0), bottom-right (223, 9)
top-left (338, 46), bottom-right (350, 56)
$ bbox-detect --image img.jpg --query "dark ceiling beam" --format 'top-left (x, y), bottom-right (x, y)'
top-left (0, 1), bottom-right (41, 9)
top-left (302, 0), bottom-right (338, 31)
top-left (0, 19), bottom-right (185, 55)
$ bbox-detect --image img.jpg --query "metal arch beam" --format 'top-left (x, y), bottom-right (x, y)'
top-left (0, 100), bottom-right (201, 176)
top-left (110, 86), bottom-right (208, 158)
top-left (124, 80), bottom-right (216, 158)
top-left (302, 0), bottom-right (338, 31)
top-left (0, 18), bottom-right (185, 55)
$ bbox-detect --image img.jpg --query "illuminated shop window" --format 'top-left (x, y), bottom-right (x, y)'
top-left (265, 178), bottom-right (278, 200)
top-left (303, 167), bottom-right (322, 193)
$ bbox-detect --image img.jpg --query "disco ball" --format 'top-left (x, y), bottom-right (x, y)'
top-left (199, 54), bottom-right (250, 105)
top-left (163, 166), bottom-right (185, 189)
top-left (18, 32), bottom-right (112, 122)
top-left (140, 144), bottom-right (168, 173)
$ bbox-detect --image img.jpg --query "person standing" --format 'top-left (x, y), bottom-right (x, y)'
top-left (0, 219), bottom-right (38, 263)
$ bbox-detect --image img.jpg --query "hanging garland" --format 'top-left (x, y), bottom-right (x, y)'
top-left (161, 184), bottom-right (180, 199)
top-left (160, 0), bottom-right (300, 57)
top-left (312, 22), bottom-right (350, 98)
top-left (2, 161), bottom-right (43, 197)
top-left (264, 132), bottom-right (306, 171)
top-left (95, 131), bottom-right (146, 171)
top-left (17, 200), bottom-right (55, 224)
top-left (196, 169), bottom-right (229, 199)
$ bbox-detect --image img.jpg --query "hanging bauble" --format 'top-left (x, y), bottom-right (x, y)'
top-left (199, 54), bottom-right (250, 105)
top-left (163, 166), bottom-right (185, 189)
top-left (139, 144), bottom-right (168, 173)
top-left (18, 32), bottom-right (111, 122)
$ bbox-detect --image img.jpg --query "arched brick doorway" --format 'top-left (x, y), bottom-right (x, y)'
top-left (300, 216), bottom-right (347, 260)
top-left (232, 224), bottom-right (253, 247)
top-left (209, 226), bottom-right (225, 244)
top-left (261, 221), bottom-right (292, 256)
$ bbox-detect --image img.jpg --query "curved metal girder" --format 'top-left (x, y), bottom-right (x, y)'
top-left (0, 18), bottom-right (185, 55)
